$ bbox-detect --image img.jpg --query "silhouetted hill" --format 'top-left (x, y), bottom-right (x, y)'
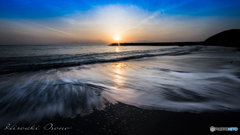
top-left (109, 29), bottom-right (240, 47)
top-left (205, 29), bottom-right (240, 44)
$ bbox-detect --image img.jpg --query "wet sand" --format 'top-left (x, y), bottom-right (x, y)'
top-left (1, 102), bottom-right (240, 135)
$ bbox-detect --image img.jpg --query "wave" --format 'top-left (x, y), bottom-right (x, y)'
top-left (0, 46), bottom-right (203, 74)
top-left (0, 65), bottom-right (240, 128)
top-left (0, 72), bottom-right (115, 128)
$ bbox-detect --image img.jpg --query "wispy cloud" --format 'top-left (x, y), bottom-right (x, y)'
top-left (116, 10), bottom-right (162, 34)
top-left (116, 0), bottom-right (195, 35)
top-left (21, 20), bottom-right (75, 37)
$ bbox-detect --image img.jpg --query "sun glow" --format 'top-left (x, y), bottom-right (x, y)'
top-left (114, 36), bottom-right (120, 41)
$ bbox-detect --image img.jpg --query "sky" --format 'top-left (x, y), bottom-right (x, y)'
top-left (0, 0), bottom-right (240, 45)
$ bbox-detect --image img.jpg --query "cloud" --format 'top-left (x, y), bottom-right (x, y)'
top-left (21, 20), bottom-right (75, 37)
top-left (116, 10), bottom-right (162, 34)
top-left (116, 0), bottom-right (195, 34)
top-left (60, 4), bottom-right (151, 39)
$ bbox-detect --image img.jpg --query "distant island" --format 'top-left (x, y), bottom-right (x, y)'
top-left (109, 29), bottom-right (240, 47)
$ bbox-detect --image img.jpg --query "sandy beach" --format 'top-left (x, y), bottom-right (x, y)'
top-left (1, 102), bottom-right (240, 135)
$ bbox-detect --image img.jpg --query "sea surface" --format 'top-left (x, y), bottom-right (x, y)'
top-left (0, 45), bottom-right (240, 126)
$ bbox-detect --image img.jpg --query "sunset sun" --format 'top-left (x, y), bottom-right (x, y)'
top-left (114, 36), bottom-right (120, 41)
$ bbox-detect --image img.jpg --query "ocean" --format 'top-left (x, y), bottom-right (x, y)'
top-left (0, 45), bottom-right (240, 127)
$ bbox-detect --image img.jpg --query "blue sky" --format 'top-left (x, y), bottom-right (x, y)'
top-left (0, 0), bottom-right (240, 45)
top-left (1, 0), bottom-right (240, 18)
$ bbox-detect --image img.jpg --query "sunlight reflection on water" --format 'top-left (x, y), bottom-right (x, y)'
top-left (115, 47), bottom-right (120, 52)
top-left (113, 63), bottom-right (125, 88)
